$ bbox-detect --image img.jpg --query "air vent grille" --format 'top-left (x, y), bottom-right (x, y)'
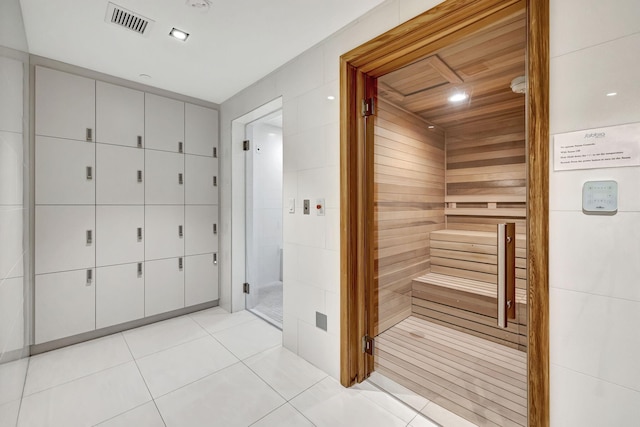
top-left (105, 2), bottom-right (154, 36)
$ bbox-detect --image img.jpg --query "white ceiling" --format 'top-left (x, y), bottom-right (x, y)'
top-left (19, 0), bottom-right (385, 104)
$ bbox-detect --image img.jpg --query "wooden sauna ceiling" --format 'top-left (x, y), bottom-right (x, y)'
top-left (378, 8), bottom-right (526, 131)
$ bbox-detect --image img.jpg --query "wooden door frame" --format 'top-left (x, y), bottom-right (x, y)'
top-left (339, 0), bottom-right (549, 425)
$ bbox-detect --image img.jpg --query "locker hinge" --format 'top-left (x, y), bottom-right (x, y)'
top-left (243, 282), bottom-right (250, 294)
top-left (243, 140), bottom-right (250, 151)
top-left (361, 98), bottom-right (375, 117)
top-left (362, 335), bottom-right (374, 355)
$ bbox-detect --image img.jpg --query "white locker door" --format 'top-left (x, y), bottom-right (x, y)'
top-left (35, 269), bottom-right (96, 344)
top-left (145, 93), bottom-right (184, 153)
top-left (185, 205), bottom-right (217, 256)
top-left (35, 136), bottom-right (95, 205)
top-left (96, 262), bottom-right (144, 329)
top-left (185, 253), bottom-right (218, 306)
top-left (96, 81), bottom-right (144, 148)
top-left (145, 150), bottom-right (184, 205)
top-left (96, 206), bottom-right (144, 267)
top-left (35, 206), bottom-right (95, 275)
top-left (96, 144), bottom-right (144, 205)
top-left (35, 67), bottom-right (95, 142)
top-left (145, 257), bottom-right (184, 317)
top-left (145, 205), bottom-right (184, 261)
top-left (185, 155), bottom-right (217, 205)
top-left (185, 103), bottom-right (218, 157)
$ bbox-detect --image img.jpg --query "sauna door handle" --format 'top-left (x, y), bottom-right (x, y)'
top-left (497, 223), bottom-right (516, 328)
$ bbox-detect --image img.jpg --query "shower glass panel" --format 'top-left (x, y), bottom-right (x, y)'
top-left (244, 111), bottom-right (283, 328)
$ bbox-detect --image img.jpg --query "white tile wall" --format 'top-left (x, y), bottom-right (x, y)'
top-left (221, 0), bottom-right (450, 382)
top-left (549, 0), bottom-right (640, 423)
top-left (0, 48), bottom-right (26, 370)
top-left (221, 2), bottom-right (640, 424)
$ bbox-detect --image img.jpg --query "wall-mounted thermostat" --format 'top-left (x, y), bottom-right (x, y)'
top-left (582, 180), bottom-right (618, 214)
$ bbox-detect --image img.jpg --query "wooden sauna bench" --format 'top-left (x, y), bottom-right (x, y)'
top-left (412, 229), bottom-right (528, 350)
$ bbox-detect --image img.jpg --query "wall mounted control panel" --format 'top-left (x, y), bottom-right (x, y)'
top-left (582, 180), bottom-right (618, 214)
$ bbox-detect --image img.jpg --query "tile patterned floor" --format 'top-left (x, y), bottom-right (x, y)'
top-left (0, 307), bottom-right (454, 427)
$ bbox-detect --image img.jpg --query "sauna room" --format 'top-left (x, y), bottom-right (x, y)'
top-left (370, 5), bottom-right (528, 427)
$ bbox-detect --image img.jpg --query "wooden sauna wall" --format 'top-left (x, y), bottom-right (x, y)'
top-left (445, 113), bottom-right (527, 236)
top-left (374, 98), bottom-right (445, 335)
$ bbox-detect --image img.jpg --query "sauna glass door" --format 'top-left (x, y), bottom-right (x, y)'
top-left (368, 3), bottom-right (529, 425)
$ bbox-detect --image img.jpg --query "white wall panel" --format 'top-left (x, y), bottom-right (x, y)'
top-left (96, 81), bottom-right (144, 148)
top-left (35, 67), bottom-right (95, 141)
top-left (35, 269), bottom-right (96, 344)
top-left (35, 136), bottom-right (95, 205)
top-left (96, 263), bottom-right (144, 329)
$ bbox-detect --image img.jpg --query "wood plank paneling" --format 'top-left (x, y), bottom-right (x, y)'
top-left (374, 98), bottom-right (445, 335)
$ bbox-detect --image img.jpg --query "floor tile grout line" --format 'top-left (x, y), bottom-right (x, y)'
top-left (366, 375), bottom-right (432, 414)
top-left (20, 358), bottom-right (133, 399)
top-left (88, 401), bottom-right (159, 427)
top-left (364, 379), bottom-right (442, 427)
top-left (121, 330), bottom-right (168, 427)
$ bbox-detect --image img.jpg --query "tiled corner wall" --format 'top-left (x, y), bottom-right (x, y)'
top-left (0, 0), bottom-right (30, 424)
top-left (549, 0), bottom-right (640, 424)
top-left (222, 0), bottom-right (640, 422)
top-left (220, 0), bottom-right (447, 379)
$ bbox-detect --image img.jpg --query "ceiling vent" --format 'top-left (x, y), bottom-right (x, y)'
top-left (105, 2), bottom-right (154, 36)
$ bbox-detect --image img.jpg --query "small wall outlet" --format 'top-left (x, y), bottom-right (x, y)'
top-left (303, 199), bottom-right (310, 215)
top-left (316, 311), bottom-right (327, 331)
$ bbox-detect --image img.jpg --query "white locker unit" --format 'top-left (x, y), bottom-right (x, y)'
top-left (145, 93), bottom-right (184, 153)
top-left (35, 67), bottom-right (95, 142)
top-left (145, 150), bottom-right (185, 205)
top-left (96, 206), bottom-right (144, 267)
top-left (96, 144), bottom-right (144, 205)
top-left (185, 205), bottom-right (218, 256)
top-left (96, 262), bottom-right (144, 329)
top-left (145, 257), bottom-right (185, 317)
top-left (34, 66), bottom-right (220, 345)
top-left (35, 205), bottom-right (95, 275)
top-left (96, 81), bottom-right (144, 148)
top-left (145, 205), bottom-right (184, 261)
top-left (185, 154), bottom-right (218, 205)
top-left (35, 136), bottom-right (95, 205)
top-left (185, 253), bottom-right (218, 306)
top-left (35, 269), bottom-right (96, 344)
top-left (185, 103), bottom-right (218, 157)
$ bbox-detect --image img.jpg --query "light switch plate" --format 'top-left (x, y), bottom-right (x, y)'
top-left (288, 198), bottom-right (295, 214)
top-left (582, 180), bottom-right (618, 214)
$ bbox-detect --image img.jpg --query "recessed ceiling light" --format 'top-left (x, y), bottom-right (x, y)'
top-left (606, 92), bottom-right (617, 97)
top-left (169, 28), bottom-right (189, 41)
top-left (448, 92), bottom-right (468, 103)
top-left (327, 96), bottom-right (335, 100)
top-left (428, 125), bottom-right (435, 129)
top-left (139, 73), bottom-right (151, 79)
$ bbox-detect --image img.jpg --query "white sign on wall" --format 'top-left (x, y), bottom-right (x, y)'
top-left (554, 122), bottom-right (640, 171)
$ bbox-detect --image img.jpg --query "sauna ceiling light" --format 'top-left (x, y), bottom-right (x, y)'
top-left (448, 92), bottom-right (468, 103)
top-left (169, 28), bottom-right (189, 41)
top-left (606, 92), bottom-right (618, 97)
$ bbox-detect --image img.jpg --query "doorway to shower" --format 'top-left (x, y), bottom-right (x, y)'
top-left (244, 110), bottom-right (284, 329)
